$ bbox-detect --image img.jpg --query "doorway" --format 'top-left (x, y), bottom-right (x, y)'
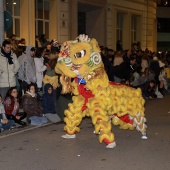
top-left (78, 2), bottom-right (105, 46)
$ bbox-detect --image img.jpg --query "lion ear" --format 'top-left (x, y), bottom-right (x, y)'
top-left (90, 38), bottom-right (101, 53)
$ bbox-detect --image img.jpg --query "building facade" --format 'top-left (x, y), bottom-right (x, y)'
top-left (157, 0), bottom-right (170, 51)
top-left (2, 0), bottom-right (157, 51)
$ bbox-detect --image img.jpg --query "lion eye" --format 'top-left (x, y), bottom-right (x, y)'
top-left (74, 50), bottom-right (86, 58)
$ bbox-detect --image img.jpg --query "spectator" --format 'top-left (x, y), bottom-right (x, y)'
top-left (150, 56), bottom-right (160, 83)
top-left (51, 39), bottom-right (60, 53)
top-left (9, 34), bottom-right (18, 54)
top-left (141, 54), bottom-right (149, 72)
top-left (35, 35), bottom-right (42, 51)
top-left (0, 40), bottom-right (19, 100)
top-left (22, 84), bottom-right (48, 126)
top-left (114, 55), bottom-right (136, 84)
top-left (43, 52), bottom-right (59, 111)
top-left (34, 51), bottom-right (47, 93)
top-left (131, 43), bottom-right (138, 53)
top-left (123, 49), bottom-right (132, 62)
top-left (0, 94), bottom-right (15, 132)
top-left (17, 45), bottom-right (37, 94)
top-left (159, 66), bottom-right (167, 94)
top-left (39, 34), bottom-right (48, 47)
top-left (140, 68), bottom-right (155, 84)
top-left (18, 38), bottom-right (26, 57)
top-left (101, 47), bottom-right (108, 63)
top-left (18, 38), bottom-right (26, 46)
top-left (42, 84), bottom-right (61, 123)
top-left (136, 50), bottom-right (143, 66)
top-left (4, 87), bottom-right (27, 126)
top-left (131, 66), bottom-right (142, 88)
top-left (116, 40), bottom-right (123, 51)
top-left (113, 51), bottom-right (123, 66)
top-left (142, 80), bottom-right (157, 99)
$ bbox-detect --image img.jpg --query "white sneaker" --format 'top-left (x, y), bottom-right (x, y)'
top-left (62, 134), bottom-right (76, 139)
top-left (106, 142), bottom-right (116, 148)
top-left (142, 135), bottom-right (148, 139)
top-left (141, 132), bottom-right (148, 139)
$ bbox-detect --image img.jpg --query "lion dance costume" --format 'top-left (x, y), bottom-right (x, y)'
top-left (55, 35), bottom-right (147, 148)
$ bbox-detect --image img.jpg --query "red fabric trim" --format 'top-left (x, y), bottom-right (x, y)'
top-left (109, 82), bottom-right (123, 86)
top-left (75, 78), bottom-right (94, 111)
top-left (109, 82), bottom-right (132, 89)
top-left (103, 138), bottom-right (114, 145)
top-left (115, 114), bottom-right (133, 125)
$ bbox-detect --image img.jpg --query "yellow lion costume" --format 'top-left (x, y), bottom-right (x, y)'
top-left (55, 34), bottom-right (147, 148)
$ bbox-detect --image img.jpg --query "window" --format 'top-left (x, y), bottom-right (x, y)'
top-left (131, 15), bottom-right (137, 43)
top-left (157, 0), bottom-right (170, 7)
top-left (4, 0), bottom-right (20, 38)
top-left (116, 13), bottom-right (123, 44)
top-left (35, 0), bottom-right (50, 39)
top-left (157, 18), bottom-right (170, 33)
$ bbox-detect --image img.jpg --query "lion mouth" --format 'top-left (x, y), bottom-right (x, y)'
top-left (72, 63), bottom-right (82, 70)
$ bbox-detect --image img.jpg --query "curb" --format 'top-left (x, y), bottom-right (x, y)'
top-left (0, 122), bottom-right (53, 139)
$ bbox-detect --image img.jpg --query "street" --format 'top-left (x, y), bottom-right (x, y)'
top-left (0, 94), bottom-right (170, 170)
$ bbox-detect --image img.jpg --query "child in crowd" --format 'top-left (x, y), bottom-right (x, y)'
top-left (0, 95), bottom-right (15, 132)
top-left (22, 84), bottom-right (48, 126)
top-left (42, 84), bottom-right (61, 123)
top-left (4, 87), bottom-right (27, 126)
top-left (142, 80), bottom-right (157, 99)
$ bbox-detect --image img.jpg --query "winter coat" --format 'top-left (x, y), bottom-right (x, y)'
top-left (34, 57), bottom-right (46, 88)
top-left (4, 97), bottom-right (19, 116)
top-left (150, 60), bottom-right (160, 78)
top-left (0, 103), bottom-right (7, 121)
top-left (114, 61), bottom-right (134, 81)
top-left (0, 48), bottom-right (19, 87)
top-left (17, 45), bottom-right (37, 84)
top-left (42, 84), bottom-right (56, 114)
top-left (22, 92), bottom-right (43, 118)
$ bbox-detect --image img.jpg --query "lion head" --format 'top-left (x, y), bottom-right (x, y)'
top-left (55, 34), bottom-right (103, 79)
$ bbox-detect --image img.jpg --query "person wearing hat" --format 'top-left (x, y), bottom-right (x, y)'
top-left (17, 45), bottom-right (37, 94)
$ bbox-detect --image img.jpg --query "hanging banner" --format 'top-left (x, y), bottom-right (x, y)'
top-left (4, 10), bottom-right (13, 31)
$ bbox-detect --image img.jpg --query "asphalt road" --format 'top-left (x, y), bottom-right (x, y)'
top-left (0, 94), bottom-right (170, 170)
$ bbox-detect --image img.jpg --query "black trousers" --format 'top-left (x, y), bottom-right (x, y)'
top-left (6, 112), bottom-right (27, 125)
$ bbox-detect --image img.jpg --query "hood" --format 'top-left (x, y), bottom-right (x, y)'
top-left (44, 83), bottom-right (53, 94)
top-left (26, 45), bottom-right (34, 62)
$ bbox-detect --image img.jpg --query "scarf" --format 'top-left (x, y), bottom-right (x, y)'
top-left (26, 91), bottom-right (36, 97)
top-left (1, 48), bottom-right (13, 65)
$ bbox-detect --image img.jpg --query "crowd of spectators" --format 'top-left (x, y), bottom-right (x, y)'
top-left (101, 43), bottom-right (170, 99)
top-left (0, 34), bottom-right (61, 132)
